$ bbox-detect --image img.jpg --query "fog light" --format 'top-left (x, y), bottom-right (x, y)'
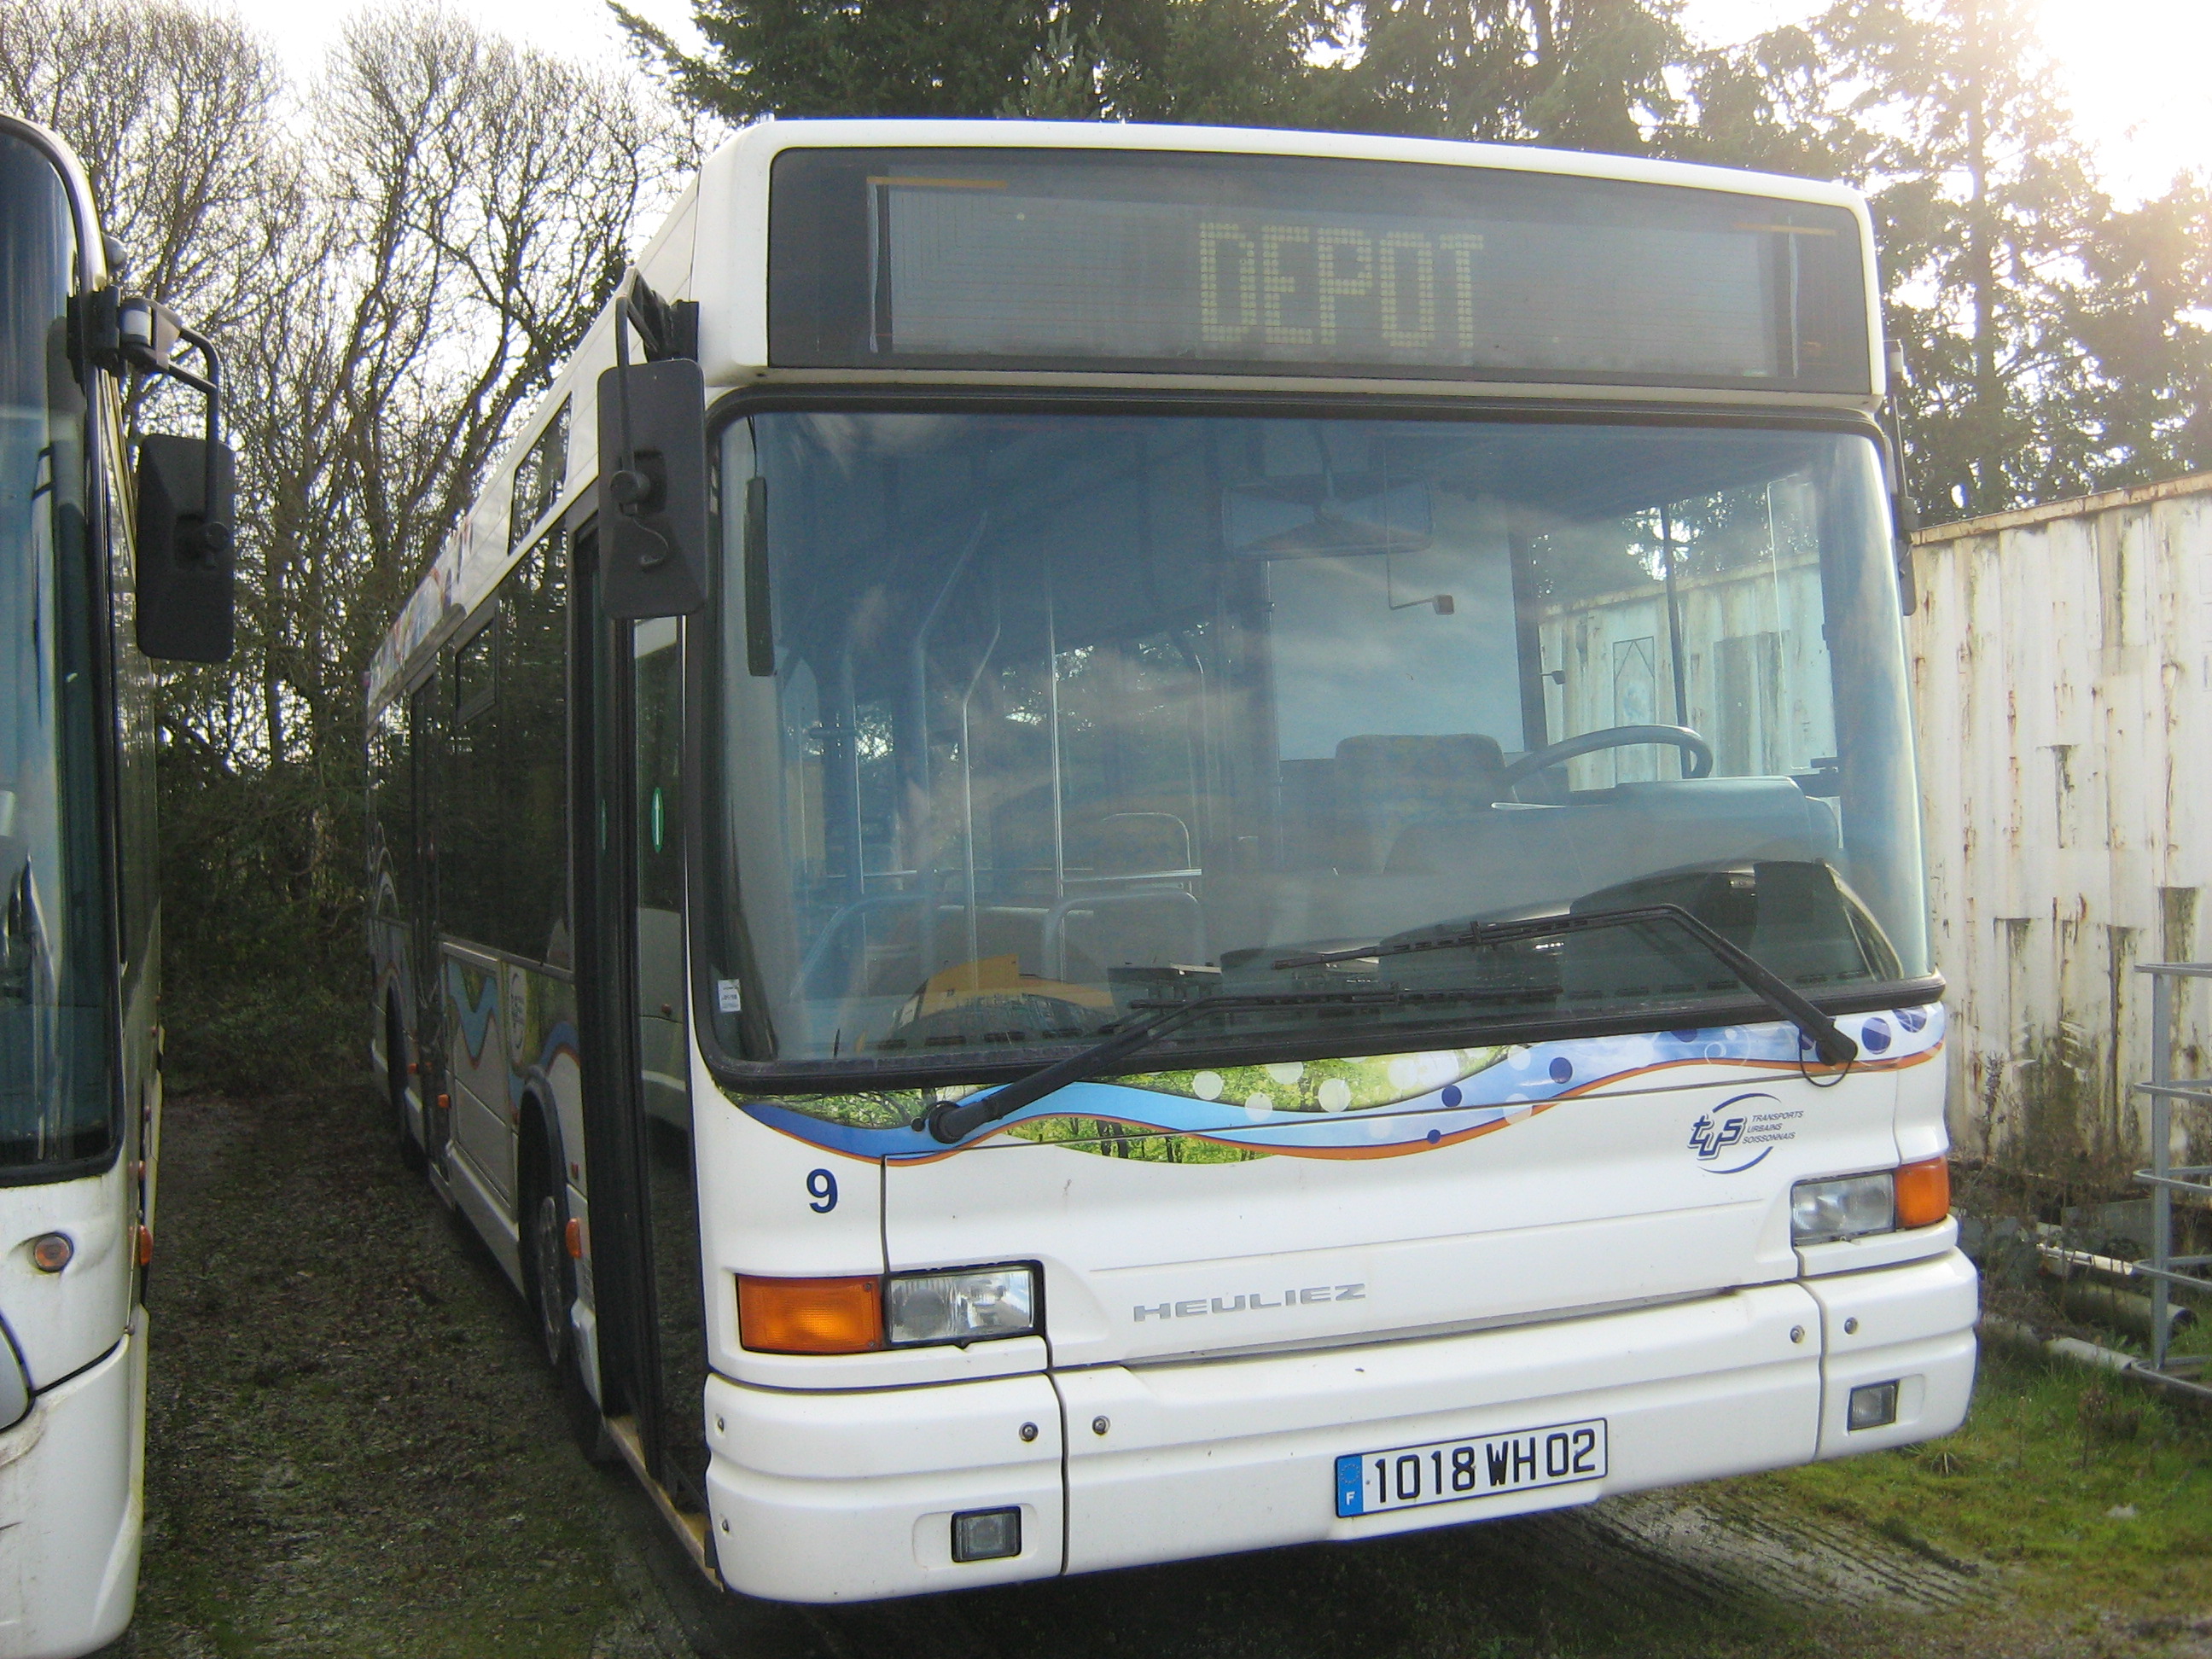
top-left (1790, 1173), bottom-right (1895, 1243)
top-left (1848, 1381), bottom-right (1899, 1431)
top-left (887, 1265), bottom-right (1038, 1347)
top-left (952, 1506), bottom-right (1022, 1563)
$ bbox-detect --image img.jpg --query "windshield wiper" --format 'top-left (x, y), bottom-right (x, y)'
top-left (1273, 903), bottom-right (1859, 1068)
top-left (921, 905), bottom-right (1857, 1144)
top-left (920, 987), bottom-right (1479, 1144)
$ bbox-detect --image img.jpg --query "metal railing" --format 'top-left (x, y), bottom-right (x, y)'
top-left (2132, 962), bottom-right (2212, 1394)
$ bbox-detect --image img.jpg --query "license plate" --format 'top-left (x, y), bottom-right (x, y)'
top-left (1335, 1417), bottom-right (1607, 1518)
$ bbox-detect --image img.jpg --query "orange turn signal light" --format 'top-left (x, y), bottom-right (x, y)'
top-left (737, 1274), bottom-right (882, 1355)
top-left (1894, 1156), bottom-right (1951, 1230)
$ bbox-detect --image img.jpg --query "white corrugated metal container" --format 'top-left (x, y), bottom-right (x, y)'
top-left (1909, 473), bottom-right (2212, 1173)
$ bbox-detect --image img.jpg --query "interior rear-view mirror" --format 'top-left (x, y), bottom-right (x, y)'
top-left (135, 433), bottom-right (236, 663)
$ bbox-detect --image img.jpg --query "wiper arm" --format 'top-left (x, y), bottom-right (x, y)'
top-left (922, 908), bottom-right (1856, 1145)
top-left (920, 987), bottom-right (1472, 1144)
top-left (1273, 903), bottom-right (1860, 1068)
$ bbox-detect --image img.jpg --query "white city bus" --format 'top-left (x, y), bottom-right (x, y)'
top-left (1, 115), bottom-right (234, 1656)
top-left (366, 119), bottom-right (1975, 1604)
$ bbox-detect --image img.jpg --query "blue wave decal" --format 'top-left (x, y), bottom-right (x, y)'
top-left (1700, 1145), bottom-right (1775, 1174)
top-left (446, 961), bottom-right (500, 1065)
top-left (509, 1020), bottom-right (585, 1109)
top-left (734, 1004), bottom-right (1947, 1163)
top-left (537, 1020), bottom-right (580, 1072)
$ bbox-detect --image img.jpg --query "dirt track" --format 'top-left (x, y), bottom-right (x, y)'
top-left (108, 1083), bottom-right (2194, 1659)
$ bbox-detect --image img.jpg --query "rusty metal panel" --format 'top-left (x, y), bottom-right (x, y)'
top-left (1911, 474), bottom-right (2212, 1175)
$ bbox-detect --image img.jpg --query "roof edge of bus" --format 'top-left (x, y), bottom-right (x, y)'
top-left (0, 113), bottom-right (109, 290)
top-left (710, 116), bottom-right (1871, 212)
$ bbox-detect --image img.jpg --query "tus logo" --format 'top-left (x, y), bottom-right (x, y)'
top-left (1687, 1113), bottom-right (1744, 1160)
top-left (1686, 1091), bottom-right (1790, 1173)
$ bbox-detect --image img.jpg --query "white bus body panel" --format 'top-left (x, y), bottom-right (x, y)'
top-left (703, 1254), bottom-right (1973, 1602)
top-left (688, 119), bottom-right (1888, 408)
top-left (0, 1310), bottom-right (143, 1659)
top-left (697, 1011), bottom-right (1974, 1601)
top-left (0, 1165), bottom-right (132, 1389)
top-left (881, 1057), bottom-right (1902, 1375)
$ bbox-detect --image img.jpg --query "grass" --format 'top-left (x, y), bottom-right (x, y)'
top-left (1753, 1337), bottom-right (2212, 1626)
top-left (133, 1086), bottom-right (681, 1658)
top-left (133, 1083), bottom-right (2212, 1656)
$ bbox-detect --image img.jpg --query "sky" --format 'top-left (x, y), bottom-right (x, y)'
top-left (224, 0), bottom-right (2209, 205)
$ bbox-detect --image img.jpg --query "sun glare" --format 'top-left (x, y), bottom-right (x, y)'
top-left (2034, 0), bottom-right (2212, 200)
top-left (1691, 0), bottom-right (2208, 201)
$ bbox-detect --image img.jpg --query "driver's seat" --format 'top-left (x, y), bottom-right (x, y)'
top-left (1333, 733), bottom-right (1507, 874)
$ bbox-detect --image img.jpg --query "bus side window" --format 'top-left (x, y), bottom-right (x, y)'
top-left (440, 609), bottom-right (501, 947)
top-left (499, 538), bottom-right (570, 967)
top-left (439, 545), bottom-right (572, 967)
top-left (369, 699), bottom-right (410, 921)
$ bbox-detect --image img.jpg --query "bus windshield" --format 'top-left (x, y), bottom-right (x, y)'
top-left (0, 132), bottom-right (110, 1173)
top-left (703, 409), bottom-right (1926, 1074)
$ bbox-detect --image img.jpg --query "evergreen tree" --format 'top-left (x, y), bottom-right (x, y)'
top-left (1797, 0), bottom-right (2104, 518)
top-left (614, 0), bottom-right (1353, 125)
top-left (613, 0), bottom-right (1074, 120)
top-left (1324, 0), bottom-right (1684, 150)
top-left (2064, 178), bottom-right (2212, 492)
top-left (1010, 1), bottom-right (1361, 126)
top-left (626, 0), bottom-right (2212, 519)
top-left (1655, 24), bottom-right (1875, 180)
top-left (1668, 0), bottom-right (2211, 518)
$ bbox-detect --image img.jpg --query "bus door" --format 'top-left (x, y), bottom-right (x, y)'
top-left (573, 537), bottom-right (712, 1519)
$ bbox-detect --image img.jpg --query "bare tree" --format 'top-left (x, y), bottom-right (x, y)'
top-left (0, 0), bottom-right (295, 333)
top-left (1, 0), bottom-right (684, 1081)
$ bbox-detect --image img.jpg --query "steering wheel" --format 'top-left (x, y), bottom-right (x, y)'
top-left (1497, 725), bottom-right (1715, 791)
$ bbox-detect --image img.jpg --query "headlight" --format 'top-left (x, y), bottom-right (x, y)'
top-left (886, 1265), bottom-right (1039, 1347)
top-left (1790, 1173), bottom-right (1895, 1243)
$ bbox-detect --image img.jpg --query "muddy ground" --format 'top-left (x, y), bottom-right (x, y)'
top-left (108, 1083), bottom-right (2212, 1659)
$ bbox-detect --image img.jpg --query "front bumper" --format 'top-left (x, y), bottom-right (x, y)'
top-left (704, 1250), bottom-right (1976, 1603)
top-left (0, 1311), bottom-right (145, 1659)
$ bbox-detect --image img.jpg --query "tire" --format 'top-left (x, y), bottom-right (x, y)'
top-left (387, 1002), bottom-right (427, 1173)
top-left (523, 1119), bottom-right (574, 1372)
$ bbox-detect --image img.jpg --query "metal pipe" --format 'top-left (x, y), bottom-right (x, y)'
top-left (907, 514), bottom-right (990, 982)
top-left (1047, 578), bottom-right (1064, 904)
top-left (2038, 1243), bottom-right (2149, 1281)
top-left (957, 575), bottom-right (1004, 976)
top-left (2153, 969), bottom-right (2176, 1370)
top-left (1659, 504), bottom-right (1689, 736)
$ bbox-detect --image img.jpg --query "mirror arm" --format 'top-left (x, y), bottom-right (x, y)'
top-left (595, 271), bottom-right (707, 619)
top-left (610, 285), bottom-right (644, 511)
top-left (104, 291), bottom-right (232, 558)
top-left (607, 271), bottom-right (679, 515)
top-left (168, 323), bottom-right (229, 554)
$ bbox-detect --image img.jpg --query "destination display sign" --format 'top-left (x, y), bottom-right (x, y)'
top-left (767, 148), bottom-right (1870, 393)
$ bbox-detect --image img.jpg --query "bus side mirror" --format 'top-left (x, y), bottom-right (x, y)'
top-left (597, 359), bottom-right (707, 619)
top-left (135, 433), bottom-right (236, 663)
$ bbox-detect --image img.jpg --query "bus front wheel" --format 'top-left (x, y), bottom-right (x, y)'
top-left (523, 1123), bottom-right (573, 1372)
